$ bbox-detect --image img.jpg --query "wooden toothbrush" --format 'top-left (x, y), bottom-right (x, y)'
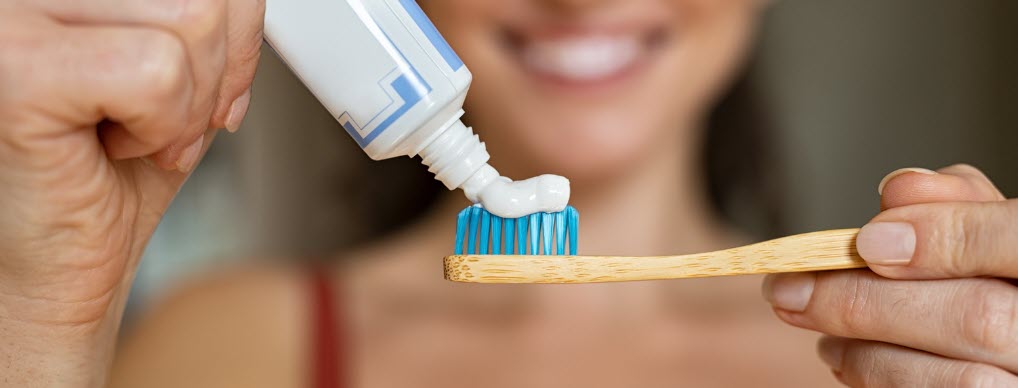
top-left (444, 229), bottom-right (867, 283)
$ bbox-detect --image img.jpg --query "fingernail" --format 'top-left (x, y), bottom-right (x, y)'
top-left (817, 337), bottom-right (845, 371)
top-left (877, 167), bottom-right (937, 195)
top-left (175, 134), bottom-right (205, 173)
top-left (856, 222), bottom-right (916, 265)
top-left (762, 272), bottom-right (816, 312)
top-left (225, 89), bottom-right (252, 133)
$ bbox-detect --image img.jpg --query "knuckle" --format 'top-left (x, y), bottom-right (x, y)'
top-left (937, 163), bottom-right (1005, 201)
top-left (837, 274), bottom-right (878, 334)
top-left (946, 163), bottom-right (1005, 201)
top-left (135, 32), bottom-right (190, 101)
top-left (851, 345), bottom-right (910, 387)
top-left (845, 346), bottom-right (876, 380)
top-left (0, 29), bottom-right (13, 79)
top-left (226, 2), bottom-right (265, 70)
top-left (255, 0), bottom-right (267, 19)
top-left (960, 283), bottom-right (1018, 356)
top-left (0, 47), bottom-right (18, 110)
top-left (0, 23), bottom-right (52, 126)
top-left (944, 163), bottom-right (984, 176)
top-left (956, 205), bottom-right (997, 275)
top-left (0, 27), bottom-right (35, 103)
top-left (232, 32), bottom-right (263, 71)
top-left (1006, 200), bottom-right (1018, 221)
top-left (956, 363), bottom-right (1010, 388)
top-left (935, 206), bottom-right (973, 275)
top-left (164, 0), bottom-right (225, 36)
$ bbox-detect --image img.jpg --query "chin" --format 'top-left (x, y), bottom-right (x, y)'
top-left (545, 142), bottom-right (653, 184)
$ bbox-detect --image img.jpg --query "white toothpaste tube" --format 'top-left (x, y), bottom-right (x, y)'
top-left (263, 0), bottom-right (570, 217)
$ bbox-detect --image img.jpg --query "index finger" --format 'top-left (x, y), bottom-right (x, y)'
top-left (1, 19), bottom-right (194, 158)
top-left (880, 164), bottom-right (1006, 210)
top-left (32, 0), bottom-right (264, 129)
top-left (208, 0), bottom-right (264, 131)
top-left (31, 0), bottom-right (228, 149)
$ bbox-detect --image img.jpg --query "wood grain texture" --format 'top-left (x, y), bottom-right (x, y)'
top-left (444, 229), bottom-right (867, 283)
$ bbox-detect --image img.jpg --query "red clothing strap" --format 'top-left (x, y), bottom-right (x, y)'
top-left (310, 268), bottom-right (344, 388)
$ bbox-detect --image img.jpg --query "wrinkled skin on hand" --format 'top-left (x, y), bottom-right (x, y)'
top-left (764, 164), bottom-right (1018, 387)
top-left (0, 0), bottom-right (264, 385)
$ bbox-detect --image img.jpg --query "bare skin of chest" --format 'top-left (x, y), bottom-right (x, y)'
top-left (349, 275), bottom-right (837, 388)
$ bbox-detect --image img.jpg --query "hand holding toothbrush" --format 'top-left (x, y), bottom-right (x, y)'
top-left (0, 0), bottom-right (264, 385)
top-left (763, 165), bottom-right (1018, 387)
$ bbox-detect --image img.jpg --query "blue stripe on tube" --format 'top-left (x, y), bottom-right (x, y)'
top-left (396, 0), bottom-right (465, 71)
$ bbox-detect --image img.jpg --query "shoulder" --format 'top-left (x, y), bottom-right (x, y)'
top-left (111, 263), bottom-right (314, 388)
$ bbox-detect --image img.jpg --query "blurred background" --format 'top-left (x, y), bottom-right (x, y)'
top-left (126, 0), bottom-right (1017, 316)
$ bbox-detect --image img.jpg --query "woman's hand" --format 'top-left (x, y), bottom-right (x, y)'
top-left (0, 0), bottom-right (263, 385)
top-left (763, 164), bottom-right (1018, 387)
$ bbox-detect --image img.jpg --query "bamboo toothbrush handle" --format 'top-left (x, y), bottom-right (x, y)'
top-left (444, 229), bottom-right (867, 284)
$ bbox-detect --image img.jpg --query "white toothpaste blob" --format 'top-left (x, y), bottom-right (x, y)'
top-left (477, 174), bottom-right (571, 218)
top-left (457, 164), bottom-right (571, 218)
top-left (417, 120), bottom-right (569, 218)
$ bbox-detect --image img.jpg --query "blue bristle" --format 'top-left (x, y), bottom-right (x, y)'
top-left (503, 218), bottom-right (515, 254)
top-left (491, 216), bottom-right (502, 254)
top-left (541, 213), bottom-right (553, 255)
top-left (554, 212), bottom-right (565, 255)
top-left (454, 205), bottom-right (579, 256)
top-left (567, 206), bottom-right (579, 255)
top-left (529, 213), bottom-right (540, 255)
top-left (516, 215), bottom-right (528, 254)
top-left (455, 207), bottom-right (470, 255)
top-left (467, 206), bottom-right (481, 254)
top-left (479, 210), bottom-right (491, 254)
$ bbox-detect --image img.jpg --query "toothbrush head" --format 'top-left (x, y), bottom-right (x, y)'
top-left (454, 205), bottom-right (579, 255)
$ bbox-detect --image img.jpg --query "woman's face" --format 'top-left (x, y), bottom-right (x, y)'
top-left (422, 0), bottom-right (762, 182)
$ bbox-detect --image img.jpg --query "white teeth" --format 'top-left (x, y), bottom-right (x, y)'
top-left (521, 36), bottom-right (641, 81)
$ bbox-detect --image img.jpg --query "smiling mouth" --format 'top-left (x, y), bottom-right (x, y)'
top-left (503, 26), bottom-right (668, 87)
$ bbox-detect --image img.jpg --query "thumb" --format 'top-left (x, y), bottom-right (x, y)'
top-left (859, 164), bottom-right (1012, 280)
top-left (855, 199), bottom-right (1018, 280)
